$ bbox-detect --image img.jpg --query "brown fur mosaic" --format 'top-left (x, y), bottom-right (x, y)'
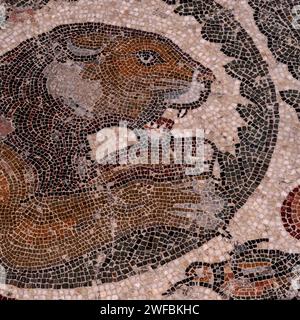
top-left (0, 0), bottom-right (299, 300)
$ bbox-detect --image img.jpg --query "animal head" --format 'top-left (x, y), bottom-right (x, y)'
top-left (49, 23), bottom-right (215, 128)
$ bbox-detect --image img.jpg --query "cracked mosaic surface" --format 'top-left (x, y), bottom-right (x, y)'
top-left (0, 0), bottom-right (299, 300)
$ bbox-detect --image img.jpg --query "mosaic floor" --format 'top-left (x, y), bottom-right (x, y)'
top-left (0, 0), bottom-right (299, 300)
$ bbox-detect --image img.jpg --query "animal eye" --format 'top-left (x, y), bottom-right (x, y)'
top-left (136, 50), bottom-right (163, 66)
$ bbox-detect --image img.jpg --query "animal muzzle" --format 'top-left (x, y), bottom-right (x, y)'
top-left (166, 68), bottom-right (215, 107)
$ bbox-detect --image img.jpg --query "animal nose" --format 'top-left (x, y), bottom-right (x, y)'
top-left (196, 68), bottom-right (216, 82)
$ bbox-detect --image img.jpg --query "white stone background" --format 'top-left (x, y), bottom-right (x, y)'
top-left (0, 0), bottom-right (299, 299)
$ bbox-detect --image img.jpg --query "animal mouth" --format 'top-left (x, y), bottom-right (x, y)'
top-left (163, 88), bottom-right (190, 100)
top-left (167, 70), bottom-right (205, 104)
top-left (164, 69), bottom-right (214, 111)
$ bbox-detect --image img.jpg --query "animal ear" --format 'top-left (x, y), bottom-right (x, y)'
top-left (72, 34), bottom-right (109, 49)
top-left (67, 33), bottom-right (110, 59)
